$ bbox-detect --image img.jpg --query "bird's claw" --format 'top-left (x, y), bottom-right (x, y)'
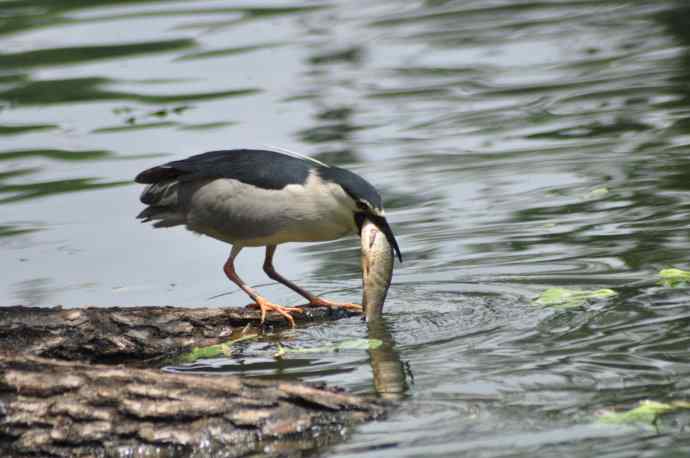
top-left (302, 298), bottom-right (363, 313)
top-left (247, 298), bottom-right (303, 327)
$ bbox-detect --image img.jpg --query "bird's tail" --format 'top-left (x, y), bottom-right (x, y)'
top-left (137, 181), bottom-right (186, 228)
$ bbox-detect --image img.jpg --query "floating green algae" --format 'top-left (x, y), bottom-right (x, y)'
top-left (533, 287), bottom-right (617, 309)
top-left (274, 338), bottom-right (383, 358)
top-left (596, 400), bottom-right (690, 426)
top-left (176, 325), bottom-right (258, 363)
top-left (658, 268), bottom-right (690, 288)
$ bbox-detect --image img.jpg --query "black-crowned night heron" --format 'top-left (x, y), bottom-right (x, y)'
top-left (135, 148), bottom-right (401, 326)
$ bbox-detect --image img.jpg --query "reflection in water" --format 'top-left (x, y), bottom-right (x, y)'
top-left (0, 1), bottom-right (327, 37)
top-left (12, 278), bottom-right (51, 306)
top-left (3, 0), bottom-right (690, 457)
top-left (0, 77), bottom-right (259, 106)
top-left (0, 39), bottom-right (195, 69)
top-left (367, 318), bottom-right (408, 401)
top-left (0, 225), bottom-right (37, 238)
top-left (0, 148), bottom-right (111, 162)
top-left (0, 123), bottom-right (56, 135)
top-left (176, 43), bottom-right (283, 62)
top-left (0, 177), bottom-right (130, 204)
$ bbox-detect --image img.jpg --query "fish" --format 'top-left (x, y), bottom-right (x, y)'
top-left (360, 218), bottom-right (394, 321)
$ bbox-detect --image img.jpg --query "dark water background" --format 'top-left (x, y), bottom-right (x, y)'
top-left (3, 0), bottom-right (690, 456)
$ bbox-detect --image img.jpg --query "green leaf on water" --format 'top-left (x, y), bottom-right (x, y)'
top-left (533, 287), bottom-right (617, 309)
top-left (584, 187), bottom-right (609, 199)
top-left (658, 268), bottom-right (690, 288)
top-left (178, 341), bottom-right (234, 362)
top-left (596, 400), bottom-right (690, 425)
top-left (176, 326), bottom-right (258, 363)
top-left (274, 338), bottom-right (383, 358)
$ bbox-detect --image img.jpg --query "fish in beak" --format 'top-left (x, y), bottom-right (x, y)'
top-left (366, 214), bottom-right (402, 263)
top-left (360, 218), bottom-right (395, 321)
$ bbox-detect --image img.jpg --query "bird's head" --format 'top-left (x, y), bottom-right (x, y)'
top-left (320, 166), bottom-right (402, 263)
top-left (319, 166), bottom-right (401, 319)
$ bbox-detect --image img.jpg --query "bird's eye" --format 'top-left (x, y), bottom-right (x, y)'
top-left (356, 200), bottom-right (369, 210)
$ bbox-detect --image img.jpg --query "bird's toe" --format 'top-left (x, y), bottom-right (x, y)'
top-left (247, 298), bottom-right (303, 327)
top-left (303, 298), bottom-right (363, 313)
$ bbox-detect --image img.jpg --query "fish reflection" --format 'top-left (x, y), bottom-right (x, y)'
top-left (367, 318), bottom-right (408, 400)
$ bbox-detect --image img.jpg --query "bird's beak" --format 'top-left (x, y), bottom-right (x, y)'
top-left (367, 214), bottom-right (402, 263)
top-left (360, 218), bottom-right (394, 321)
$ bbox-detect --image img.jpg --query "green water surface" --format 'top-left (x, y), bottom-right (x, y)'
top-left (2, 1), bottom-right (690, 456)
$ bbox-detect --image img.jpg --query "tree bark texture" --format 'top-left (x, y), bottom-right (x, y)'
top-left (0, 305), bottom-right (358, 364)
top-left (0, 352), bottom-right (386, 457)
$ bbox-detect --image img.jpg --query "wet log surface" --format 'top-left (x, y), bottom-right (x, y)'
top-left (0, 305), bottom-right (386, 457)
top-left (0, 352), bottom-right (386, 457)
top-left (0, 305), bottom-right (359, 364)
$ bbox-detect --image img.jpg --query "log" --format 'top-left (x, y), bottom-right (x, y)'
top-left (0, 305), bottom-right (358, 364)
top-left (0, 353), bottom-right (386, 457)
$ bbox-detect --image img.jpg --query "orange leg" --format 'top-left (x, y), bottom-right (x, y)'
top-left (263, 246), bottom-right (363, 314)
top-left (224, 246), bottom-right (302, 327)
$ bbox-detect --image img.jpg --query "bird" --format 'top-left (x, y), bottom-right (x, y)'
top-left (135, 147), bottom-right (401, 326)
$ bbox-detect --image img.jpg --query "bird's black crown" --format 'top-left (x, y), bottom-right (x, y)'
top-left (319, 166), bottom-right (383, 211)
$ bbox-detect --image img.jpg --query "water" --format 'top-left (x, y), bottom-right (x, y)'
top-left (3, 0), bottom-right (690, 456)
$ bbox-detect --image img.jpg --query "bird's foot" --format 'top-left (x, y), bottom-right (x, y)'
top-left (247, 297), bottom-right (303, 327)
top-left (301, 297), bottom-right (363, 313)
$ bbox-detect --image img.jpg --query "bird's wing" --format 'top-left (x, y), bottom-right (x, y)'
top-left (135, 149), bottom-right (317, 190)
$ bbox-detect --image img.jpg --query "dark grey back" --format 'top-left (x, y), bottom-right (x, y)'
top-left (135, 148), bottom-right (383, 210)
top-left (135, 149), bottom-right (313, 190)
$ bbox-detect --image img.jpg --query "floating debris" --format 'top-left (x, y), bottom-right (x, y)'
top-left (274, 338), bottom-right (383, 358)
top-left (658, 268), bottom-right (690, 288)
top-left (596, 400), bottom-right (690, 426)
top-left (176, 324), bottom-right (258, 363)
top-left (533, 287), bottom-right (617, 309)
